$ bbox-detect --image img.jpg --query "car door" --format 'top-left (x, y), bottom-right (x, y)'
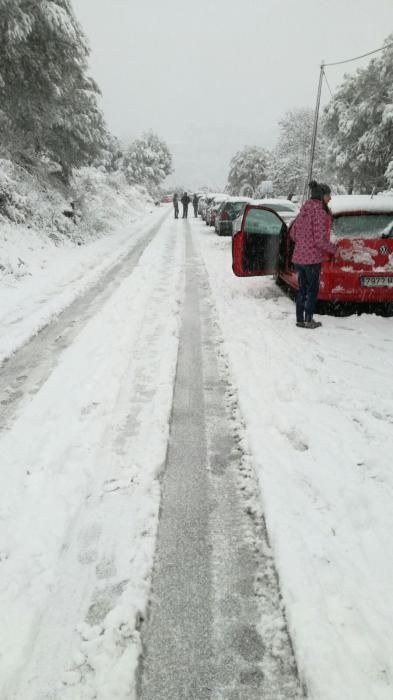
top-left (232, 204), bottom-right (287, 276)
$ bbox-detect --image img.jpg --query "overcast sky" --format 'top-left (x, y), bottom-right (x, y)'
top-left (72, 0), bottom-right (393, 189)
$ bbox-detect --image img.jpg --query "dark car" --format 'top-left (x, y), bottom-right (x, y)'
top-left (215, 197), bottom-right (251, 236)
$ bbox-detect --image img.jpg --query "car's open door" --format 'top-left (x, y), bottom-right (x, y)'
top-left (232, 204), bottom-right (286, 276)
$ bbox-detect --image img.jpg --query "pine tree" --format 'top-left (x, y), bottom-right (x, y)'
top-left (0, 0), bottom-right (107, 181)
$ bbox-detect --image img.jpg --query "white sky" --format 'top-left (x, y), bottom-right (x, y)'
top-left (71, 0), bottom-right (393, 189)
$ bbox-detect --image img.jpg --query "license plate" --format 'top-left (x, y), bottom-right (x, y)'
top-left (361, 276), bottom-right (393, 287)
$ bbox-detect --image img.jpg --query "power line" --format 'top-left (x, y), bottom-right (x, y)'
top-left (304, 38), bottom-right (393, 200)
top-left (324, 39), bottom-right (393, 68)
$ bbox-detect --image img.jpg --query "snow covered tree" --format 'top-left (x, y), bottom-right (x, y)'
top-left (97, 135), bottom-right (124, 173)
top-left (270, 108), bottom-right (330, 197)
top-left (123, 132), bottom-right (173, 190)
top-left (0, 0), bottom-right (107, 181)
top-left (324, 36), bottom-right (393, 193)
top-left (227, 146), bottom-right (270, 196)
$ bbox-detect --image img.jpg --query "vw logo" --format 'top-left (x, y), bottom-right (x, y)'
top-left (379, 245), bottom-right (389, 255)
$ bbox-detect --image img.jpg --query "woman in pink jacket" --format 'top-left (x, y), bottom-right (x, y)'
top-left (289, 180), bottom-right (336, 329)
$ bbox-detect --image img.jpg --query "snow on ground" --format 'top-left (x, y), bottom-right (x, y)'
top-left (194, 219), bottom-right (393, 700)
top-left (0, 187), bottom-right (163, 363)
top-left (0, 213), bottom-right (184, 699)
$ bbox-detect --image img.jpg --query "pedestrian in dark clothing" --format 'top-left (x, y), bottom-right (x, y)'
top-left (192, 194), bottom-right (198, 217)
top-left (289, 180), bottom-right (337, 329)
top-left (181, 192), bottom-right (191, 219)
top-left (173, 193), bottom-right (179, 219)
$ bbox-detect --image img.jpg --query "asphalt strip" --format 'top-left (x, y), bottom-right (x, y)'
top-left (138, 222), bottom-right (304, 699)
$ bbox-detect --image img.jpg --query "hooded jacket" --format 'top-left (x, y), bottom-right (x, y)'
top-left (289, 199), bottom-right (336, 265)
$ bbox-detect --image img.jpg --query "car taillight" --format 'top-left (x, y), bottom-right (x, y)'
top-left (221, 210), bottom-right (230, 221)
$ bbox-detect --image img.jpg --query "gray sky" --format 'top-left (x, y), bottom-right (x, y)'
top-left (72, 0), bottom-right (393, 189)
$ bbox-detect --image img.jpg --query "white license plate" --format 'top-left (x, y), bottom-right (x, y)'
top-left (361, 276), bottom-right (393, 287)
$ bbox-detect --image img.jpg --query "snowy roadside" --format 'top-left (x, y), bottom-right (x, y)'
top-left (0, 200), bottom-right (169, 363)
top-left (0, 216), bottom-right (184, 700)
top-left (195, 221), bottom-right (393, 700)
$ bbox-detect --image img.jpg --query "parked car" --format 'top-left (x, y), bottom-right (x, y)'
top-left (200, 194), bottom-right (215, 221)
top-left (252, 198), bottom-right (299, 225)
top-left (215, 197), bottom-right (252, 236)
top-left (206, 194), bottom-right (228, 226)
top-left (198, 195), bottom-right (207, 216)
top-left (161, 194), bottom-right (173, 203)
top-left (232, 195), bottom-right (393, 306)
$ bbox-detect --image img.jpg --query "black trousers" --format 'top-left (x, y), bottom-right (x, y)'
top-left (182, 204), bottom-right (188, 218)
top-left (174, 205), bottom-right (179, 218)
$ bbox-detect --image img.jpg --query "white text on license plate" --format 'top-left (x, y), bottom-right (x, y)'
top-left (361, 276), bottom-right (393, 287)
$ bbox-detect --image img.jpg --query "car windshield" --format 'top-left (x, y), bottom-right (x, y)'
top-left (332, 213), bottom-right (393, 239)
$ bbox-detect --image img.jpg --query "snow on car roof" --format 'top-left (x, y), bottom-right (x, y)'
top-left (251, 198), bottom-right (299, 209)
top-left (225, 196), bottom-right (252, 203)
top-left (330, 195), bottom-right (393, 215)
top-left (211, 193), bottom-right (229, 201)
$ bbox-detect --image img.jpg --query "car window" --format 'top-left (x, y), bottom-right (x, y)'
top-left (243, 208), bottom-right (283, 235)
top-left (332, 213), bottom-right (393, 239)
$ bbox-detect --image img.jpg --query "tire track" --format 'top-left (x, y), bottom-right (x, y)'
top-left (0, 212), bottom-right (168, 432)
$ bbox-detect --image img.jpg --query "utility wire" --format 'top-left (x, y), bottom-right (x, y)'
top-left (324, 39), bottom-right (393, 67)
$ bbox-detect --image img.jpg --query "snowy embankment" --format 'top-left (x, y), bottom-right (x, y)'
top-left (195, 222), bottom-right (393, 700)
top-left (1, 215), bottom-right (184, 699)
top-left (0, 160), bottom-right (160, 362)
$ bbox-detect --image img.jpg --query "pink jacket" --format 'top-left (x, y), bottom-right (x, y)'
top-left (289, 199), bottom-right (336, 265)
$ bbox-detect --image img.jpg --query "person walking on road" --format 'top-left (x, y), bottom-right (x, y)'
top-left (192, 194), bottom-right (199, 217)
top-left (181, 192), bottom-right (191, 219)
top-left (173, 193), bottom-right (179, 219)
top-left (289, 180), bottom-right (337, 329)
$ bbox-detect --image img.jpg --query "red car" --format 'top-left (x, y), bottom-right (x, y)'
top-left (232, 195), bottom-right (393, 305)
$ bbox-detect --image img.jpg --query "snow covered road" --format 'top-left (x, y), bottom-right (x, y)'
top-left (1, 212), bottom-right (184, 699)
top-left (139, 226), bottom-right (301, 699)
top-left (0, 211), bottom-right (168, 431)
top-left (1, 210), bottom-right (393, 699)
top-left (195, 218), bottom-right (393, 700)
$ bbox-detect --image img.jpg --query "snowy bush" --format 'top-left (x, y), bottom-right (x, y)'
top-left (72, 167), bottom-right (153, 237)
top-left (227, 146), bottom-right (270, 196)
top-left (123, 132), bottom-right (172, 192)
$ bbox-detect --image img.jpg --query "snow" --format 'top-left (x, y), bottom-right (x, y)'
top-left (2, 204), bottom-right (393, 699)
top-left (0, 211), bottom-right (184, 699)
top-left (0, 179), bottom-right (160, 362)
top-left (252, 198), bottom-right (299, 211)
top-left (211, 194), bottom-right (228, 201)
top-left (330, 195), bottom-right (393, 214)
top-left (195, 221), bottom-right (393, 700)
top-left (224, 195), bottom-right (252, 203)
top-left (338, 239), bottom-right (378, 266)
